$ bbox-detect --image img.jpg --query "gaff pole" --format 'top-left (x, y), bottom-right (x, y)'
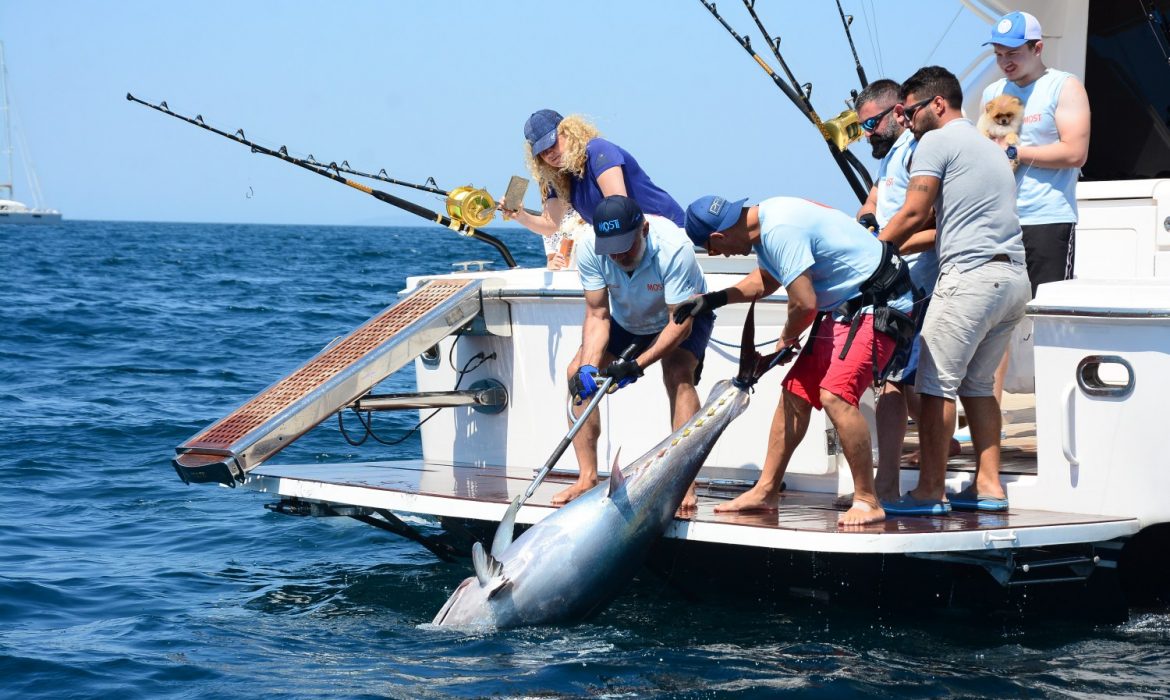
top-left (126, 93), bottom-right (518, 269)
top-left (698, 0), bottom-right (873, 203)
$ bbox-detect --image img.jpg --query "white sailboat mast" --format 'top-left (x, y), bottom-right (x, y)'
top-left (0, 42), bottom-right (13, 201)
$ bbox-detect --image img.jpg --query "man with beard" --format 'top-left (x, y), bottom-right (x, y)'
top-left (879, 66), bottom-right (1029, 514)
top-left (561, 194), bottom-right (713, 507)
top-left (848, 79), bottom-right (948, 505)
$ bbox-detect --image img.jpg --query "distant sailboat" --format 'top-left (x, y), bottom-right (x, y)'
top-left (0, 41), bottom-right (60, 224)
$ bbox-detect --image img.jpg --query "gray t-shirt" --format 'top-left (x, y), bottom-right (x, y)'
top-left (910, 118), bottom-right (1025, 272)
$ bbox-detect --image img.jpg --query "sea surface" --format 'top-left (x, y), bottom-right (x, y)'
top-left (3, 219), bottom-right (1170, 699)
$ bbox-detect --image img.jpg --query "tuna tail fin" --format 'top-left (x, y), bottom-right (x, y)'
top-left (491, 496), bottom-right (521, 558)
top-left (733, 299), bottom-right (796, 389)
top-left (472, 541), bottom-right (503, 587)
top-left (606, 447), bottom-right (625, 498)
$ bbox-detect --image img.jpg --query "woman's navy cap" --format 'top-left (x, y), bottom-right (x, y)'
top-left (685, 195), bottom-right (748, 246)
top-left (592, 195), bottom-right (645, 255)
top-left (524, 109), bottom-right (563, 155)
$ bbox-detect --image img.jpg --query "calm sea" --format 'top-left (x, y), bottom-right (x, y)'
top-left (2, 220), bottom-right (1170, 699)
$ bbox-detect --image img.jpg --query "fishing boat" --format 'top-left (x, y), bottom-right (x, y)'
top-left (0, 42), bottom-right (61, 225)
top-left (166, 0), bottom-right (1170, 618)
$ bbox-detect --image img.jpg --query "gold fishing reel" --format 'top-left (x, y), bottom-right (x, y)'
top-left (821, 108), bottom-right (864, 152)
top-left (445, 186), bottom-right (496, 228)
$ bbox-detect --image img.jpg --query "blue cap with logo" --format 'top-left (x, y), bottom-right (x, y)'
top-left (684, 195), bottom-right (748, 247)
top-left (592, 195), bottom-right (646, 255)
top-left (984, 11), bottom-right (1042, 48)
top-left (524, 109), bottom-right (563, 155)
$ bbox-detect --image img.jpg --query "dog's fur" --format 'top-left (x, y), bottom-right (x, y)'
top-left (977, 94), bottom-right (1024, 170)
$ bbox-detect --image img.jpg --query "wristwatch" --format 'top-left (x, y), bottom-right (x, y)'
top-left (1005, 145), bottom-right (1018, 161)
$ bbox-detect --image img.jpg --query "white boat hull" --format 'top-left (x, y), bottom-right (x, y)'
top-left (0, 209), bottom-right (61, 224)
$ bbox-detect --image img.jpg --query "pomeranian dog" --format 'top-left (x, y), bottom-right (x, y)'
top-left (978, 94), bottom-right (1024, 170)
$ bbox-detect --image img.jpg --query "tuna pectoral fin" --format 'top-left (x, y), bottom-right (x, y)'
top-left (491, 496), bottom-right (521, 558)
top-left (472, 541), bottom-right (503, 587)
top-left (606, 447), bottom-right (625, 497)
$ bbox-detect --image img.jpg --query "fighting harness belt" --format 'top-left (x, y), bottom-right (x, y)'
top-left (833, 241), bottom-right (918, 385)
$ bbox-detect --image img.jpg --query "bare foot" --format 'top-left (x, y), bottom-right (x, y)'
top-left (551, 477), bottom-right (597, 505)
top-left (837, 499), bottom-right (885, 527)
top-left (714, 485), bottom-right (780, 513)
top-left (905, 438), bottom-right (962, 465)
top-left (676, 483), bottom-right (699, 517)
top-left (835, 489), bottom-right (898, 508)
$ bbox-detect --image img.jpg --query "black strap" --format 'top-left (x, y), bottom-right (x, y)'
top-left (834, 242), bottom-right (915, 386)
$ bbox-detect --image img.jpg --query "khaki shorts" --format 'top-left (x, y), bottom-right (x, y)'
top-left (914, 260), bottom-right (1030, 400)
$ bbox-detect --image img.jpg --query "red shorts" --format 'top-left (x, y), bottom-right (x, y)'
top-left (782, 315), bottom-right (896, 409)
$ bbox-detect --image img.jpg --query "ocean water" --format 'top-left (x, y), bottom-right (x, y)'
top-left (3, 219), bottom-right (1170, 699)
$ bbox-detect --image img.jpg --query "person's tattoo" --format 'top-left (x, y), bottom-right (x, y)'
top-left (910, 183), bottom-right (930, 192)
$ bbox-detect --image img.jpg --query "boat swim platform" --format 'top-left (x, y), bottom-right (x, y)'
top-left (173, 278), bottom-right (486, 487)
top-left (246, 458), bottom-right (1138, 556)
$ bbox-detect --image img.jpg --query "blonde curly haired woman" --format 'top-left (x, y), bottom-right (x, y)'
top-left (504, 109), bottom-right (684, 238)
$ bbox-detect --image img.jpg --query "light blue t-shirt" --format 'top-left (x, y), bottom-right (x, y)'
top-left (754, 197), bottom-right (911, 314)
top-left (876, 129), bottom-right (939, 297)
top-left (982, 69), bottom-right (1079, 224)
top-left (576, 216), bottom-right (706, 335)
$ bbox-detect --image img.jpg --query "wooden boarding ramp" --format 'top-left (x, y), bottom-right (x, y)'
top-left (173, 279), bottom-right (485, 486)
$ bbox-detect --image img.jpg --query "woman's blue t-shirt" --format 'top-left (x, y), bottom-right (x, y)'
top-left (550, 138), bottom-right (684, 227)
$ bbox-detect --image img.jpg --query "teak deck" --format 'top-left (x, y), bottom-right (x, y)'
top-left (249, 445), bottom-right (1136, 557)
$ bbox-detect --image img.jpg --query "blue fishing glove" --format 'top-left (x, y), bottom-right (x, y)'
top-left (569, 364), bottom-right (600, 404)
top-left (602, 358), bottom-right (643, 389)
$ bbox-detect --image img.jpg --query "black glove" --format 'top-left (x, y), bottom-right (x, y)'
top-left (858, 212), bottom-right (879, 234)
top-left (602, 358), bottom-right (643, 389)
top-left (671, 289), bottom-right (729, 325)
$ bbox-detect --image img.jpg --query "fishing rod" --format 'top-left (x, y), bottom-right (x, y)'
top-left (698, 0), bottom-right (872, 203)
top-left (835, 0), bottom-right (869, 89)
top-left (741, 0), bottom-right (812, 112)
top-left (305, 157), bottom-right (447, 197)
top-left (320, 158), bottom-right (543, 217)
top-left (737, 0), bottom-right (872, 196)
top-left (126, 93), bottom-right (518, 269)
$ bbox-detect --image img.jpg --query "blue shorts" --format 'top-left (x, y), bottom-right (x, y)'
top-left (607, 313), bottom-right (715, 383)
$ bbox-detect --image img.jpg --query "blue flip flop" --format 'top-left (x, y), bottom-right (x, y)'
top-left (949, 486), bottom-right (1009, 512)
top-left (882, 493), bottom-right (952, 516)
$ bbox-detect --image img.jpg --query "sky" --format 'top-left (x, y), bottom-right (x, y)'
top-left (0, 1), bottom-right (1001, 226)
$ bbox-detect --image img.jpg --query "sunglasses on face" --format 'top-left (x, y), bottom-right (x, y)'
top-left (860, 103), bottom-right (897, 133)
top-left (899, 97), bottom-right (934, 123)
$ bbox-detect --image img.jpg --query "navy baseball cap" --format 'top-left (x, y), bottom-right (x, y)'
top-left (984, 11), bottom-right (1042, 48)
top-left (685, 195), bottom-right (748, 247)
top-left (524, 109), bottom-right (563, 155)
top-left (592, 195), bottom-right (645, 255)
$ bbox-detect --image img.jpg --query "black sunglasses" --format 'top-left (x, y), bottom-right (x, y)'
top-left (860, 103), bottom-right (897, 133)
top-left (900, 97), bottom-right (935, 122)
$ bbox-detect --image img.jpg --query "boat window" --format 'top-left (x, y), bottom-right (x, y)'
top-left (1082, 0), bottom-right (1170, 180)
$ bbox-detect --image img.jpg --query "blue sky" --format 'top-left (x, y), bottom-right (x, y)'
top-left (1, 1), bottom-right (997, 225)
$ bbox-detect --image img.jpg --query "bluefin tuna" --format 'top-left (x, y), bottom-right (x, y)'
top-left (432, 303), bottom-right (787, 629)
